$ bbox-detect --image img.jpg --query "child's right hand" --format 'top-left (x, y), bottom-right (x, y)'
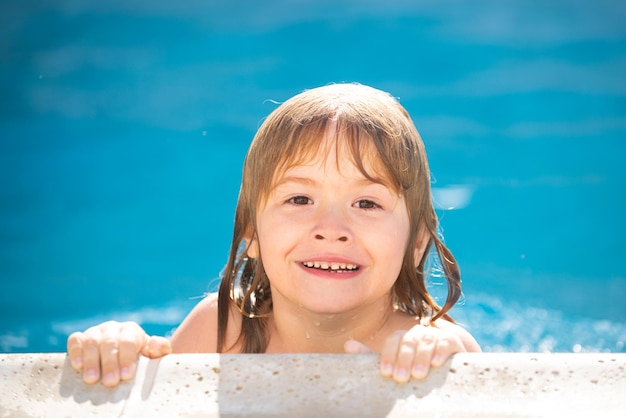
top-left (66, 321), bottom-right (171, 387)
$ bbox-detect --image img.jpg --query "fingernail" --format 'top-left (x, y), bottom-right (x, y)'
top-left (105, 372), bottom-right (115, 384)
top-left (121, 365), bottom-right (133, 380)
top-left (381, 363), bottom-right (393, 376)
top-left (395, 368), bottom-right (409, 381)
top-left (432, 355), bottom-right (443, 366)
top-left (412, 364), bottom-right (426, 378)
top-left (85, 369), bottom-right (98, 382)
top-left (72, 357), bottom-right (83, 369)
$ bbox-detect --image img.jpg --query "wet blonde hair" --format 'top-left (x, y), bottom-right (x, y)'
top-left (217, 83), bottom-right (461, 353)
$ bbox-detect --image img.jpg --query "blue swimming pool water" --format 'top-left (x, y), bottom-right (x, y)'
top-left (1, 1), bottom-right (625, 353)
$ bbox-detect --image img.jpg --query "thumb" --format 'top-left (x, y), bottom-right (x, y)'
top-left (344, 339), bottom-right (373, 354)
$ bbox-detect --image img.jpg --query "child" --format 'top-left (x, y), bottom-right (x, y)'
top-left (67, 83), bottom-right (481, 388)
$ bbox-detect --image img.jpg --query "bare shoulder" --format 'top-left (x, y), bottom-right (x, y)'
top-left (434, 318), bottom-right (482, 352)
top-left (170, 292), bottom-right (243, 354)
top-left (170, 293), bottom-right (220, 353)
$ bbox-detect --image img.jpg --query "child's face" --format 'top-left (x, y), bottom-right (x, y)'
top-left (247, 135), bottom-right (412, 316)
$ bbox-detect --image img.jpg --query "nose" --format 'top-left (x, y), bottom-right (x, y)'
top-left (312, 205), bottom-right (352, 243)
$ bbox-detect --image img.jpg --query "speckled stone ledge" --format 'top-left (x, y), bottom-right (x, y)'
top-left (1, 353), bottom-right (625, 417)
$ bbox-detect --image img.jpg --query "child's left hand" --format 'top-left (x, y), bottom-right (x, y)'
top-left (345, 321), bottom-right (476, 384)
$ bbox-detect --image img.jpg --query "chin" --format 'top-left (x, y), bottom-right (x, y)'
top-left (296, 298), bottom-right (360, 316)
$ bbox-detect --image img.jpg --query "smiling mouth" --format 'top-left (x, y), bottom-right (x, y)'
top-left (302, 261), bottom-right (360, 273)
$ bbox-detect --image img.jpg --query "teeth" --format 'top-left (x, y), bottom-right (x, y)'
top-left (303, 261), bottom-right (358, 272)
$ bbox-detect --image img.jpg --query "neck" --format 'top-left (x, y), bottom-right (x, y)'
top-left (265, 294), bottom-right (395, 353)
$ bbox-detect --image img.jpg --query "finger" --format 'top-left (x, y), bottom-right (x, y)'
top-left (81, 327), bottom-right (103, 385)
top-left (99, 322), bottom-right (123, 387)
top-left (141, 335), bottom-right (172, 359)
top-left (117, 322), bottom-right (148, 381)
top-left (392, 335), bottom-right (419, 384)
top-left (430, 337), bottom-right (465, 368)
top-left (67, 332), bottom-right (85, 370)
top-left (411, 333), bottom-right (436, 379)
top-left (344, 340), bottom-right (373, 354)
top-left (379, 331), bottom-right (404, 378)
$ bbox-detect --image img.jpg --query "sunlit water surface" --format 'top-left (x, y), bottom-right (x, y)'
top-left (1, 1), bottom-right (625, 353)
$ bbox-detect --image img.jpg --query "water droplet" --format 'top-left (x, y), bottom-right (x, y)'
top-left (314, 321), bottom-right (321, 327)
top-left (305, 332), bottom-right (311, 339)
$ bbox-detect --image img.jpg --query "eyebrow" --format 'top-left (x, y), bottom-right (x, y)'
top-left (273, 176), bottom-right (318, 188)
top-left (274, 175), bottom-right (389, 189)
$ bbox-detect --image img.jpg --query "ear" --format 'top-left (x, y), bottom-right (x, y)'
top-left (413, 225), bottom-right (430, 267)
top-left (244, 228), bottom-right (259, 259)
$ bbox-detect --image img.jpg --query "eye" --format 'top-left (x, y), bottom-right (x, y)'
top-left (287, 195), bottom-right (313, 205)
top-left (353, 199), bottom-right (380, 210)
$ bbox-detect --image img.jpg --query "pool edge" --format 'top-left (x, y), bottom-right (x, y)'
top-left (1, 352), bottom-right (624, 417)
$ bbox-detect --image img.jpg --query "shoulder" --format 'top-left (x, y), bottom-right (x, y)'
top-left (433, 318), bottom-right (482, 352)
top-left (170, 293), bottom-right (243, 353)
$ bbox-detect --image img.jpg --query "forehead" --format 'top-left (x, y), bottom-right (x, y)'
top-left (275, 156), bottom-right (371, 187)
top-left (271, 130), bottom-right (393, 189)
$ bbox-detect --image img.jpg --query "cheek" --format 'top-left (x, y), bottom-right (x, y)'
top-left (258, 212), bottom-right (298, 246)
top-left (378, 219), bottom-right (411, 269)
top-left (255, 212), bottom-right (302, 266)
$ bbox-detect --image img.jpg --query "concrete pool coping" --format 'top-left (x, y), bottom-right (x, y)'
top-left (1, 352), bottom-right (624, 417)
